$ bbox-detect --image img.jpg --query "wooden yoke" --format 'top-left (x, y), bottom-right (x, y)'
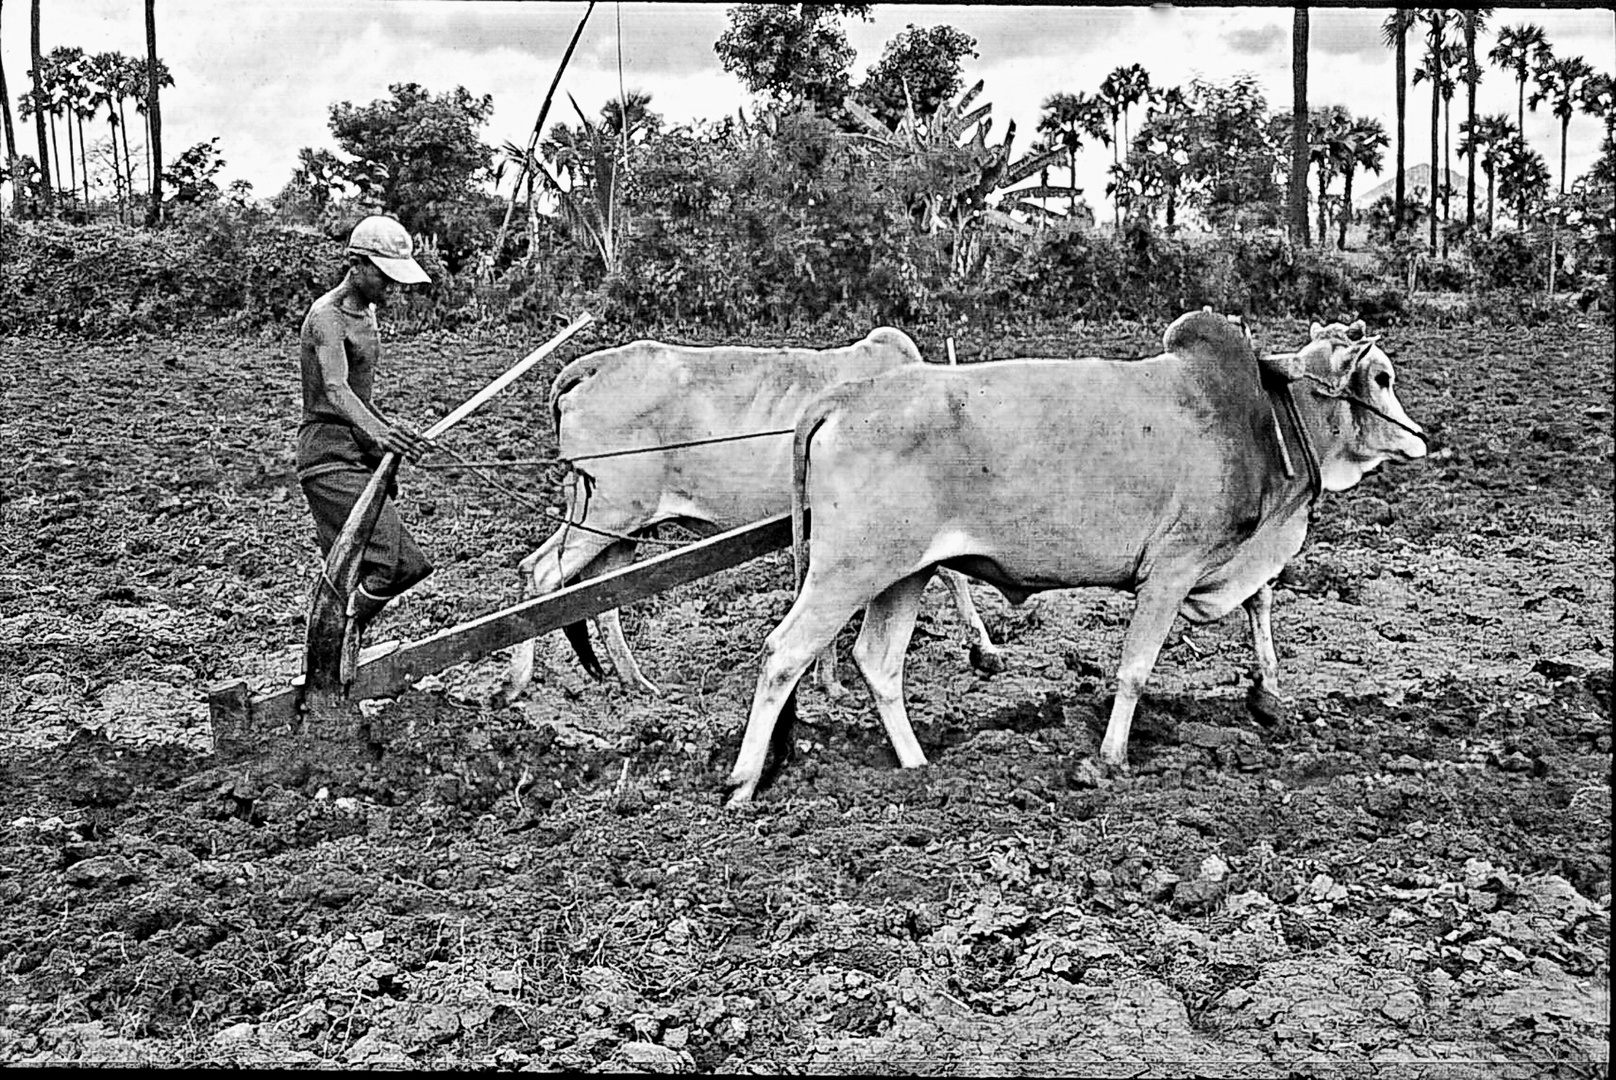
top-left (300, 314), bottom-right (595, 715)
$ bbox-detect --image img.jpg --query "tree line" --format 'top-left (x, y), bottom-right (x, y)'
top-left (2, 2), bottom-right (1612, 314)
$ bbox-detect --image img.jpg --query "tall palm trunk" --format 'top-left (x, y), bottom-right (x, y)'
top-left (28, 0), bottom-right (50, 211)
top-left (1486, 167), bottom-right (1495, 233)
top-left (1110, 115), bottom-right (1120, 230)
top-left (106, 114), bottom-right (122, 220)
top-left (116, 97), bottom-right (134, 219)
top-left (140, 108), bottom-right (150, 195)
top-left (145, 0), bottom-right (162, 225)
top-left (1067, 144), bottom-right (1077, 217)
top-left (47, 109), bottom-right (60, 195)
top-left (1428, 64), bottom-right (1439, 253)
top-left (1441, 92), bottom-right (1451, 255)
top-left (1464, 17), bottom-right (1477, 230)
top-left (1558, 114), bottom-right (1569, 194)
top-left (1290, 6), bottom-right (1311, 246)
top-left (1316, 166), bottom-right (1329, 244)
top-left (1442, 94), bottom-right (1451, 221)
top-left (1516, 77), bottom-right (1525, 141)
top-left (1340, 165), bottom-right (1356, 248)
top-left (62, 100), bottom-right (75, 201)
top-left (0, 0), bottom-right (17, 187)
top-left (75, 107), bottom-right (89, 205)
top-left (1394, 13), bottom-right (1407, 232)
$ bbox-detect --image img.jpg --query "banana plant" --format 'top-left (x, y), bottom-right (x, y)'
top-left (844, 78), bottom-right (1063, 275)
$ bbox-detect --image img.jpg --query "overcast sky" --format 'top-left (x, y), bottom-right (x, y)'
top-left (4, 3), bottom-right (1612, 210)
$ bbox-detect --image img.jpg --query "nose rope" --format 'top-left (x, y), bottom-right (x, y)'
top-left (1298, 373), bottom-right (1429, 445)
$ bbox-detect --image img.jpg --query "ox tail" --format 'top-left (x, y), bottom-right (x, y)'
top-left (562, 619), bottom-right (606, 680)
top-left (557, 468), bottom-right (607, 681)
top-left (791, 397), bottom-right (836, 593)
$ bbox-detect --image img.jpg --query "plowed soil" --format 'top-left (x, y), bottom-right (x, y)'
top-left (1, 316), bottom-right (1610, 1074)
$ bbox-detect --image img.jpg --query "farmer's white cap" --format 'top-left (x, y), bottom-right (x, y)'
top-left (346, 215), bottom-right (430, 284)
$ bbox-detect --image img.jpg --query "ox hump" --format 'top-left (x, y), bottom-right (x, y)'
top-left (861, 326), bottom-right (924, 364)
top-left (1162, 308), bottom-right (1262, 401)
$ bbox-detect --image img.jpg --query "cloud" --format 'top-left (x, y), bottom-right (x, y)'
top-left (1311, 9), bottom-right (1390, 58)
top-left (1223, 24), bottom-right (1284, 57)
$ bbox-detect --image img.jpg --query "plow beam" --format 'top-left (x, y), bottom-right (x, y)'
top-left (208, 512), bottom-right (792, 742)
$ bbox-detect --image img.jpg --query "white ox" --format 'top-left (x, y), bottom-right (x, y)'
top-left (503, 328), bottom-right (1005, 699)
top-left (724, 313), bottom-right (1429, 804)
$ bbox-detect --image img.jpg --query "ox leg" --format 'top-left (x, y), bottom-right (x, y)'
top-left (852, 570), bottom-right (933, 770)
top-left (1098, 580), bottom-right (1193, 770)
top-left (939, 568), bottom-right (1005, 675)
top-left (1243, 583), bottom-right (1288, 728)
top-left (501, 528), bottom-right (625, 702)
top-left (583, 540), bottom-right (661, 696)
top-left (727, 587), bottom-right (861, 807)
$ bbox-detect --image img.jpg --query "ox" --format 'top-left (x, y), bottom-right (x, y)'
top-left (503, 327), bottom-right (1005, 700)
top-left (725, 311), bottom-right (1428, 805)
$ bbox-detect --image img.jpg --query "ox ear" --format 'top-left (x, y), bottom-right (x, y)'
top-left (1310, 321), bottom-right (1327, 340)
top-left (1347, 320), bottom-right (1367, 341)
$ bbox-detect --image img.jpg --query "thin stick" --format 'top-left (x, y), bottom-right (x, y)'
top-left (423, 313), bottom-right (593, 440)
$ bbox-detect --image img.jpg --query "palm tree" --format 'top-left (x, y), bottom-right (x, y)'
top-left (1380, 9), bottom-right (1414, 232)
top-left (1488, 23), bottom-right (1547, 139)
top-left (1530, 54), bottom-right (1595, 194)
top-left (59, 48), bottom-right (97, 207)
top-left (1459, 9), bottom-right (1492, 231)
top-left (1290, 5), bottom-right (1310, 245)
top-left (112, 53), bottom-right (140, 215)
top-left (1098, 63), bottom-right (1151, 226)
top-left (0, 0), bottom-right (18, 204)
top-left (1578, 72), bottom-right (1614, 153)
top-left (18, 56), bottom-right (57, 199)
top-left (144, 0), bottom-right (163, 225)
top-left (1440, 38), bottom-right (1462, 232)
top-left (1458, 112), bottom-right (1515, 233)
top-left (87, 51), bottom-right (123, 217)
top-left (87, 51), bottom-right (141, 219)
top-left (1037, 90), bottom-right (1109, 218)
top-left (1495, 135), bottom-right (1547, 226)
top-left (599, 88), bottom-right (660, 152)
top-left (26, 0), bottom-right (48, 212)
top-left (1412, 9), bottom-right (1449, 252)
top-left (1308, 105), bottom-right (1348, 243)
top-left (1337, 114), bottom-right (1388, 248)
top-left (129, 56), bottom-right (172, 200)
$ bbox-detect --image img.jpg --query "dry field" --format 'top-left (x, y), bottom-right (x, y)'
top-left (0, 315), bottom-right (1610, 1073)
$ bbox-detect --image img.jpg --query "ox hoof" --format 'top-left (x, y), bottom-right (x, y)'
top-left (1246, 683), bottom-right (1290, 729)
top-left (969, 643), bottom-right (1007, 676)
top-left (1096, 755), bottom-right (1131, 779)
top-left (723, 780), bottom-right (757, 809)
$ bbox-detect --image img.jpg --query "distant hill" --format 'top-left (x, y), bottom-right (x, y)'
top-left (1354, 164), bottom-right (1470, 208)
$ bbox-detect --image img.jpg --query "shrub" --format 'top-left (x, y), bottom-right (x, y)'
top-left (1468, 231), bottom-right (1543, 291)
top-left (0, 209), bottom-right (473, 337)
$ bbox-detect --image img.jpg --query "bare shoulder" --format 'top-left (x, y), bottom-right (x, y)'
top-left (301, 285), bottom-right (348, 340)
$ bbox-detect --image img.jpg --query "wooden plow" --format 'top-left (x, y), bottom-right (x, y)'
top-left (207, 512), bottom-right (791, 744)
